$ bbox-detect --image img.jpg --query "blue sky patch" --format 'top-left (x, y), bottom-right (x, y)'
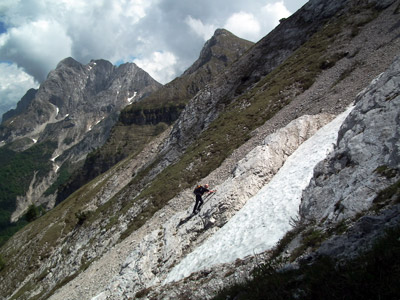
top-left (0, 22), bottom-right (7, 34)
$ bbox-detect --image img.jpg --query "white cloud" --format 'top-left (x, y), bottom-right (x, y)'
top-left (0, 0), bottom-right (307, 89)
top-left (261, 1), bottom-right (291, 27)
top-left (0, 19), bottom-right (72, 81)
top-left (224, 12), bottom-right (261, 42)
top-left (0, 63), bottom-right (38, 121)
top-left (134, 51), bottom-right (178, 84)
top-left (185, 15), bottom-right (216, 41)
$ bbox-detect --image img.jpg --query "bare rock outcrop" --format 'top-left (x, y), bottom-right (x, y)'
top-left (300, 55), bottom-right (400, 225)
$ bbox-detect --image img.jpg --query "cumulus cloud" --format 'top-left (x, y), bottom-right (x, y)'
top-left (0, 0), bottom-right (307, 112)
top-left (134, 51), bottom-right (178, 84)
top-left (261, 1), bottom-right (292, 27)
top-left (0, 63), bottom-right (39, 121)
top-left (185, 16), bottom-right (216, 41)
top-left (224, 12), bottom-right (261, 42)
top-left (0, 19), bottom-right (72, 82)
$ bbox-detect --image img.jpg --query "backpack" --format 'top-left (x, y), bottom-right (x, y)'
top-left (193, 185), bottom-right (202, 194)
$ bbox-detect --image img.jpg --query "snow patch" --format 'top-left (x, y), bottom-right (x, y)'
top-left (50, 154), bottom-right (59, 162)
top-left (95, 117), bottom-right (105, 125)
top-left (164, 105), bottom-right (354, 283)
top-left (127, 91), bottom-right (137, 104)
top-left (31, 138), bottom-right (37, 144)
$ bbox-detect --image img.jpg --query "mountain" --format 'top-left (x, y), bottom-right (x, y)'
top-left (55, 28), bottom-right (253, 205)
top-left (0, 58), bottom-right (161, 230)
top-left (0, 0), bottom-right (399, 299)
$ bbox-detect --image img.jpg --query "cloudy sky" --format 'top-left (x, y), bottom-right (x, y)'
top-left (0, 0), bottom-right (307, 119)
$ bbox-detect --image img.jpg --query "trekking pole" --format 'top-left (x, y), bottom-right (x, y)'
top-left (203, 191), bottom-right (215, 204)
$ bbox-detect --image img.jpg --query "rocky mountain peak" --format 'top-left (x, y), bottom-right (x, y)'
top-left (0, 57), bottom-right (161, 222)
top-left (213, 28), bottom-right (230, 36)
top-left (1, 88), bottom-right (37, 123)
top-left (183, 28), bottom-right (253, 76)
top-left (55, 57), bottom-right (83, 70)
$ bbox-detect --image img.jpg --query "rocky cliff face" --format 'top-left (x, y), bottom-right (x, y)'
top-left (0, 0), bottom-right (399, 299)
top-left (300, 54), bottom-right (400, 225)
top-left (0, 58), bottom-right (160, 144)
top-left (0, 58), bottom-right (161, 221)
top-left (56, 29), bottom-right (253, 205)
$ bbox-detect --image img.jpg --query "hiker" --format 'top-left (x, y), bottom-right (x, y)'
top-left (192, 184), bottom-right (216, 214)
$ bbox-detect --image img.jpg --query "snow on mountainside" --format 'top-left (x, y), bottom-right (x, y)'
top-left (164, 106), bottom-right (353, 284)
top-left (94, 113), bottom-right (337, 299)
top-left (89, 55), bottom-right (400, 300)
top-left (98, 55), bottom-right (399, 300)
top-left (1, 1), bottom-right (400, 299)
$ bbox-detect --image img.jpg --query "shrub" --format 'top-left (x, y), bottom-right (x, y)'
top-left (25, 204), bottom-right (40, 222)
top-left (213, 226), bottom-right (400, 300)
top-left (75, 210), bottom-right (92, 226)
top-left (0, 254), bottom-right (5, 271)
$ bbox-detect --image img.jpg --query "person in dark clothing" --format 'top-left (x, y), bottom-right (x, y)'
top-left (192, 184), bottom-right (215, 214)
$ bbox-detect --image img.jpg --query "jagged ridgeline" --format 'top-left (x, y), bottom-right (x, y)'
top-left (0, 58), bottom-right (162, 245)
top-left (0, 0), bottom-right (399, 299)
top-left (56, 29), bottom-right (253, 204)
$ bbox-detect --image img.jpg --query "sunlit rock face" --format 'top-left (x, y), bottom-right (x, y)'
top-left (300, 56), bottom-right (400, 224)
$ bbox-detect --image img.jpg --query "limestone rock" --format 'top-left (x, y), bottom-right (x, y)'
top-left (300, 55), bottom-right (400, 224)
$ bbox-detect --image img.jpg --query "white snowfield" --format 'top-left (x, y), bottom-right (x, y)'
top-left (164, 105), bottom-right (354, 283)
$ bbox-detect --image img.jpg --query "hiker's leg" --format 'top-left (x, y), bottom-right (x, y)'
top-left (197, 196), bottom-right (204, 211)
top-left (193, 195), bottom-right (201, 213)
top-left (192, 200), bottom-right (198, 213)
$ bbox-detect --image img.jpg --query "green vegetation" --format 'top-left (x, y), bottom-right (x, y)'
top-left (0, 140), bottom-right (57, 246)
top-left (0, 254), bottom-right (5, 271)
top-left (56, 121), bottom-right (171, 205)
top-left (0, 174), bottom-right (106, 299)
top-left (374, 165), bottom-right (398, 179)
top-left (290, 227), bottom-right (328, 261)
top-left (75, 210), bottom-right (92, 225)
top-left (25, 204), bottom-right (40, 222)
top-left (373, 179), bottom-right (400, 208)
top-left (213, 226), bottom-right (400, 300)
top-left (43, 163), bottom-right (73, 196)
